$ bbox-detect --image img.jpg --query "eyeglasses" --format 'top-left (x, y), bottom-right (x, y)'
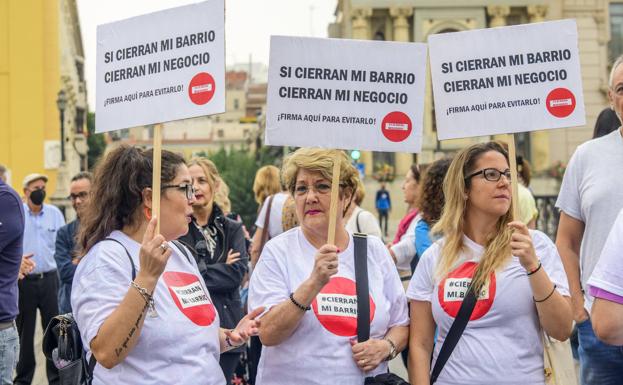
top-left (294, 182), bottom-right (337, 197)
top-left (465, 168), bottom-right (511, 182)
top-left (162, 183), bottom-right (195, 201)
top-left (68, 191), bottom-right (89, 201)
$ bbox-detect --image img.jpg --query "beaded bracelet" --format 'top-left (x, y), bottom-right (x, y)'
top-left (534, 284), bottom-right (557, 303)
top-left (289, 293), bottom-right (311, 311)
top-left (526, 261), bottom-right (542, 276)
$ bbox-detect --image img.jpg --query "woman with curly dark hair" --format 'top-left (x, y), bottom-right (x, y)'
top-left (413, 157), bottom-right (454, 269)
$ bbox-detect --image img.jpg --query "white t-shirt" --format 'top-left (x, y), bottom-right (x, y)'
top-left (407, 230), bottom-right (569, 385)
top-left (345, 206), bottom-right (383, 238)
top-left (555, 128), bottom-right (623, 311)
top-left (71, 231), bottom-right (225, 385)
top-left (587, 208), bottom-right (623, 298)
top-left (255, 192), bottom-right (289, 238)
top-left (391, 214), bottom-right (419, 271)
top-left (248, 228), bottom-right (409, 385)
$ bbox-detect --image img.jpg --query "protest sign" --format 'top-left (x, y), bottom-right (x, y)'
top-left (266, 36), bottom-right (427, 153)
top-left (428, 19), bottom-right (585, 140)
top-left (95, 0), bottom-right (225, 133)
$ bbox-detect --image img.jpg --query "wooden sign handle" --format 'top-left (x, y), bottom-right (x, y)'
top-left (507, 134), bottom-right (520, 222)
top-left (327, 152), bottom-right (341, 245)
top-left (152, 124), bottom-right (163, 234)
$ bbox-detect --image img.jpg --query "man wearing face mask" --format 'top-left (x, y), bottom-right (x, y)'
top-left (15, 174), bottom-right (64, 385)
top-left (54, 172), bottom-right (92, 314)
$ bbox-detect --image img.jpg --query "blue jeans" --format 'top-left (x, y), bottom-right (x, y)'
top-left (577, 318), bottom-right (623, 385)
top-left (0, 323), bottom-right (19, 385)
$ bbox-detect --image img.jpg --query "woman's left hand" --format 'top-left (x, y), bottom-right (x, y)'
top-left (226, 306), bottom-right (265, 346)
top-left (350, 338), bottom-right (391, 372)
top-left (508, 221), bottom-right (539, 271)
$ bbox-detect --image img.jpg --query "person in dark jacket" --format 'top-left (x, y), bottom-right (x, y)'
top-left (54, 172), bottom-right (92, 314)
top-left (179, 157), bottom-right (248, 385)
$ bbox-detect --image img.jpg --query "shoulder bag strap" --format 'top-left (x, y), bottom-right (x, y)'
top-left (355, 210), bottom-right (362, 234)
top-left (429, 286), bottom-right (478, 384)
top-left (84, 237), bottom-right (138, 383)
top-left (258, 195), bottom-right (274, 254)
top-left (353, 233), bottom-right (370, 342)
top-left (171, 240), bottom-right (192, 263)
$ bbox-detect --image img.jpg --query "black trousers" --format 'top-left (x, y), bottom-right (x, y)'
top-left (378, 209), bottom-right (389, 236)
top-left (14, 272), bottom-right (59, 385)
top-left (220, 352), bottom-right (241, 385)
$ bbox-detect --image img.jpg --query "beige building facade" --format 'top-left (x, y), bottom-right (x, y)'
top-left (330, 0), bottom-right (617, 176)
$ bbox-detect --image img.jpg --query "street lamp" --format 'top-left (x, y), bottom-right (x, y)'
top-left (56, 89), bottom-right (67, 162)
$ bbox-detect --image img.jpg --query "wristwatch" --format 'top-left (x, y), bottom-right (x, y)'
top-left (384, 337), bottom-right (398, 361)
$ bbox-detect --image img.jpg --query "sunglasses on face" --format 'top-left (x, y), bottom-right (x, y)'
top-left (161, 183), bottom-right (195, 201)
top-left (464, 168), bottom-right (511, 182)
top-left (68, 191), bottom-right (89, 201)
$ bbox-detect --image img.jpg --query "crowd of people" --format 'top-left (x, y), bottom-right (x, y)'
top-left (0, 58), bottom-right (623, 385)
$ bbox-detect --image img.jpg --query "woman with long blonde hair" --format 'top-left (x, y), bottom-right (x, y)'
top-left (407, 141), bottom-right (572, 385)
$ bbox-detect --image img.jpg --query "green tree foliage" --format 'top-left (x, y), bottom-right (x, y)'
top-left (198, 146), bottom-right (280, 229)
top-left (86, 112), bottom-right (107, 169)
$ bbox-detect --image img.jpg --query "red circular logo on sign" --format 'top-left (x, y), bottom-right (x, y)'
top-left (381, 111), bottom-right (412, 142)
top-left (163, 271), bottom-right (216, 326)
top-left (188, 72), bottom-right (216, 105)
top-left (438, 262), bottom-right (496, 321)
top-left (311, 277), bottom-right (375, 337)
top-left (546, 88), bottom-right (576, 118)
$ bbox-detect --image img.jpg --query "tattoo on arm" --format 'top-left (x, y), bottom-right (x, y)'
top-left (114, 302), bottom-right (149, 358)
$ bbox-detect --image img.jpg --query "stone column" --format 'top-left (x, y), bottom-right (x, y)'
top-left (527, 5), bottom-right (548, 23)
top-left (389, 7), bottom-right (413, 42)
top-left (487, 5), bottom-right (510, 28)
top-left (351, 8), bottom-right (372, 40)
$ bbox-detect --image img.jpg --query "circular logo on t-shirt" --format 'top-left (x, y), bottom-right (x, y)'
top-left (545, 87), bottom-right (576, 118)
top-left (163, 271), bottom-right (216, 326)
top-left (311, 277), bottom-right (375, 336)
top-left (381, 111), bottom-right (412, 142)
top-left (438, 262), bottom-right (496, 321)
top-left (188, 72), bottom-right (216, 105)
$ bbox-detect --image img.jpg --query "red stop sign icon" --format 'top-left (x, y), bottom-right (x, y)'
top-left (546, 88), bottom-right (576, 118)
top-left (438, 261), bottom-right (496, 321)
top-left (163, 271), bottom-right (217, 326)
top-left (188, 72), bottom-right (216, 105)
top-left (311, 277), bottom-right (375, 337)
top-left (381, 111), bottom-right (412, 142)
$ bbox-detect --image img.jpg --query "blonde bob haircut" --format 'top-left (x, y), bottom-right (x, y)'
top-left (353, 177), bottom-right (365, 206)
top-left (282, 148), bottom-right (358, 203)
top-left (253, 165), bottom-right (281, 205)
top-left (432, 141), bottom-right (513, 293)
top-left (188, 157), bottom-right (220, 206)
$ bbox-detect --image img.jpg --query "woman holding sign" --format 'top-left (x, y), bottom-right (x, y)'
top-left (71, 146), bottom-right (261, 385)
top-left (248, 148), bottom-right (409, 385)
top-left (407, 142), bottom-right (572, 385)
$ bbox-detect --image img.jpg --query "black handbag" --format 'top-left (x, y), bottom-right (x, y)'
top-left (353, 233), bottom-right (409, 385)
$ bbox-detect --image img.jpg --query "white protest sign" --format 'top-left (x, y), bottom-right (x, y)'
top-left (428, 19), bottom-right (585, 140)
top-left (95, 0), bottom-right (225, 133)
top-left (266, 36), bottom-right (427, 153)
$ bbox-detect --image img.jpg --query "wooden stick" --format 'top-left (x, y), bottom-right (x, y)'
top-left (152, 124), bottom-right (163, 234)
top-left (507, 133), bottom-right (520, 221)
top-left (327, 152), bottom-right (341, 245)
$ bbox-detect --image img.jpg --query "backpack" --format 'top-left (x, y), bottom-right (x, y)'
top-left (43, 238), bottom-right (190, 385)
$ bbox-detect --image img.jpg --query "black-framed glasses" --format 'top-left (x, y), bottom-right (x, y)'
top-left (294, 182), bottom-right (338, 197)
top-left (162, 183), bottom-right (195, 201)
top-left (68, 191), bottom-right (89, 201)
top-left (465, 168), bottom-right (511, 182)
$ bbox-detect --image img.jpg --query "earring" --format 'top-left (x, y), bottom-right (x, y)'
top-left (144, 207), bottom-right (152, 220)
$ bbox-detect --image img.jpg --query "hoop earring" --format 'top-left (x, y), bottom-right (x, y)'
top-left (144, 207), bottom-right (152, 220)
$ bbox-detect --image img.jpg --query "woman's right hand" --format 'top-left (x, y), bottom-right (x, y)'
top-left (138, 216), bottom-right (172, 283)
top-left (309, 244), bottom-right (339, 289)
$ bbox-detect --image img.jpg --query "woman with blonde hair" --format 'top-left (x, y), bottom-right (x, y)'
top-left (249, 148), bottom-right (408, 385)
top-left (253, 165), bottom-right (281, 207)
top-left (407, 141), bottom-right (572, 385)
top-left (179, 157), bottom-right (250, 384)
top-left (344, 178), bottom-right (382, 237)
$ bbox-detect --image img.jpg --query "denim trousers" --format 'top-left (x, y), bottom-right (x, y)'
top-left (577, 318), bottom-right (623, 385)
top-left (0, 323), bottom-right (19, 385)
